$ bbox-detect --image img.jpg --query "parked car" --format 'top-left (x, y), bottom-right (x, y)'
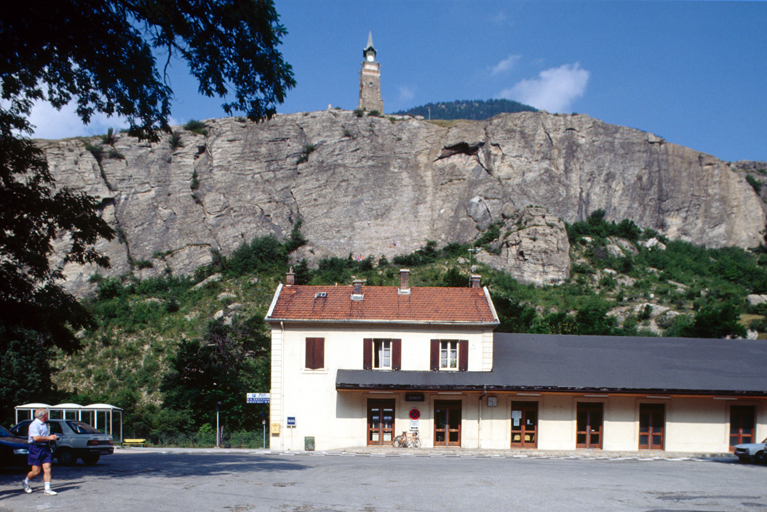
top-left (734, 437), bottom-right (767, 463)
top-left (11, 419), bottom-right (114, 466)
top-left (0, 424), bottom-right (29, 468)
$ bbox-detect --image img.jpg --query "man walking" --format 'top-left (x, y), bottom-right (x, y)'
top-left (23, 408), bottom-right (58, 495)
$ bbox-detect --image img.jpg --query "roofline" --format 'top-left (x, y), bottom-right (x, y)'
top-left (265, 318), bottom-right (499, 327)
top-left (265, 282), bottom-right (283, 320)
top-left (335, 383), bottom-right (767, 397)
top-left (483, 286), bottom-right (499, 323)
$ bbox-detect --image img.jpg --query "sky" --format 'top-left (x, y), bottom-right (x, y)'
top-left (28, 1), bottom-right (767, 163)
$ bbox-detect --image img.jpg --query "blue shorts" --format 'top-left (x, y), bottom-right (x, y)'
top-left (28, 444), bottom-right (53, 466)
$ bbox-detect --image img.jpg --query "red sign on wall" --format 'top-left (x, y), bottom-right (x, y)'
top-left (409, 408), bottom-right (421, 420)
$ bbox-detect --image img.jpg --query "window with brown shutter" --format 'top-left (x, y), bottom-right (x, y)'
top-left (363, 338), bottom-right (373, 370)
top-left (305, 337), bottom-right (324, 369)
top-left (392, 339), bottom-right (401, 371)
top-left (458, 340), bottom-right (468, 372)
top-left (430, 339), bottom-right (440, 371)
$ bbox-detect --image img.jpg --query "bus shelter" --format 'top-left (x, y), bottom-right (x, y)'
top-left (14, 403), bottom-right (123, 443)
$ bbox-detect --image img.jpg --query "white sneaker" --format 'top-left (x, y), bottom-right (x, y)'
top-left (22, 480), bottom-right (31, 494)
top-left (44, 489), bottom-right (57, 496)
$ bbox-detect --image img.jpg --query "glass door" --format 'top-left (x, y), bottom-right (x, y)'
top-left (511, 402), bottom-right (538, 448)
top-left (434, 401), bottom-right (462, 447)
top-left (639, 404), bottom-right (665, 450)
top-left (367, 400), bottom-right (394, 446)
top-left (729, 405), bottom-right (755, 451)
top-left (576, 403), bottom-right (603, 449)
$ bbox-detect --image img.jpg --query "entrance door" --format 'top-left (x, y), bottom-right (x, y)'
top-left (511, 402), bottom-right (538, 448)
top-left (576, 403), bottom-right (603, 449)
top-left (730, 405), bottom-right (755, 451)
top-left (639, 404), bottom-right (665, 450)
top-left (434, 401), bottom-right (461, 447)
top-left (367, 400), bottom-right (394, 446)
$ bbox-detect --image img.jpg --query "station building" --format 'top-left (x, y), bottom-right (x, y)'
top-left (266, 270), bottom-right (767, 452)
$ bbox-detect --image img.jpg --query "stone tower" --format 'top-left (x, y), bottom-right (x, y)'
top-left (358, 32), bottom-right (383, 113)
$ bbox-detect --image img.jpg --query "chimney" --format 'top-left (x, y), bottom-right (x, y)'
top-left (286, 267), bottom-right (295, 286)
top-left (470, 274), bottom-right (481, 288)
top-left (399, 269), bottom-right (410, 294)
top-left (351, 279), bottom-right (364, 300)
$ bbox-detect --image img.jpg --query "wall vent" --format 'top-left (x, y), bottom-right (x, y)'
top-left (315, 292), bottom-right (327, 298)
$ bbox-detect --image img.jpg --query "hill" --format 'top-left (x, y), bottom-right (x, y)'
top-left (392, 98), bottom-right (537, 120)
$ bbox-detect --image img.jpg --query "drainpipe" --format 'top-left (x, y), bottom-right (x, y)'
top-left (280, 321), bottom-right (285, 451)
top-left (478, 385), bottom-right (487, 449)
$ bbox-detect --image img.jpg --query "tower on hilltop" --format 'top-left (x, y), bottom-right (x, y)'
top-left (358, 32), bottom-right (383, 113)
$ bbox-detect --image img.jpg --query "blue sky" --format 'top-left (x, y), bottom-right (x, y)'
top-left (29, 1), bottom-right (767, 163)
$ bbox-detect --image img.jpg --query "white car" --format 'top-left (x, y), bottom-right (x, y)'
top-left (11, 419), bottom-right (114, 466)
top-left (733, 437), bottom-right (767, 463)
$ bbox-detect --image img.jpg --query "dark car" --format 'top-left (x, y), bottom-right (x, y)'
top-left (0, 424), bottom-right (30, 468)
top-left (11, 419), bottom-right (113, 466)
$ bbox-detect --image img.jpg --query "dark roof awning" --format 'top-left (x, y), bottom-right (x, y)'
top-left (336, 333), bottom-right (767, 397)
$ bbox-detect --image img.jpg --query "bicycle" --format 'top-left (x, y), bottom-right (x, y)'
top-left (392, 429), bottom-right (421, 448)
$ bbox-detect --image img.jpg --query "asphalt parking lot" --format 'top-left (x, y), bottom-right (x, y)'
top-left (1, 448), bottom-right (765, 512)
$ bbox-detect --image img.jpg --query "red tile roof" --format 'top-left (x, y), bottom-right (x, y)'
top-left (266, 285), bottom-right (498, 325)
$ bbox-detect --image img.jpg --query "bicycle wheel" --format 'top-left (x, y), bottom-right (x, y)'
top-left (413, 438), bottom-right (422, 448)
top-left (392, 436), bottom-right (402, 448)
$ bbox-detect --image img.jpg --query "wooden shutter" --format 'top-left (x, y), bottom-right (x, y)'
top-left (306, 338), bottom-right (324, 369)
top-left (458, 340), bottom-right (468, 372)
top-left (315, 338), bottom-right (324, 369)
top-left (363, 338), bottom-right (373, 370)
top-left (392, 339), bottom-right (401, 371)
top-left (430, 339), bottom-right (440, 371)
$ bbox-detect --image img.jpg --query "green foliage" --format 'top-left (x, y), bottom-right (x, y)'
top-left (442, 267), bottom-right (468, 287)
top-left (296, 143), bottom-right (316, 164)
top-left (190, 170), bottom-right (200, 191)
top-left (170, 131), bottom-right (184, 149)
top-left (285, 218), bottom-right (308, 253)
top-left (566, 210), bottom-right (642, 243)
top-left (101, 128), bottom-right (117, 146)
top-left (183, 120), bottom-right (208, 136)
top-left (393, 99), bottom-right (537, 120)
top-left (475, 221), bottom-right (503, 249)
top-left (368, 110), bottom-right (381, 117)
top-left (745, 175), bottom-right (762, 194)
top-left (84, 142), bottom-right (106, 163)
top-left (353, 109), bottom-right (364, 117)
top-left (162, 317), bottom-right (270, 433)
top-left (107, 148), bottom-right (125, 160)
top-left (225, 236), bottom-right (288, 276)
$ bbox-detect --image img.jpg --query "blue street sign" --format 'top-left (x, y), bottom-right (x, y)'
top-left (247, 393), bottom-right (270, 404)
top-left (287, 417), bottom-right (296, 427)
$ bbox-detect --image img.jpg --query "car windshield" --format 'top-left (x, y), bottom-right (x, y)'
top-left (66, 421), bottom-right (103, 434)
top-left (0, 425), bottom-right (13, 437)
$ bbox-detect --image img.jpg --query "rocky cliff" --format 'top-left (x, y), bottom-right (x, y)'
top-left (43, 110), bottom-right (765, 294)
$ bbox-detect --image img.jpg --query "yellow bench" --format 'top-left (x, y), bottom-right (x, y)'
top-left (123, 438), bottom-right (147, 447)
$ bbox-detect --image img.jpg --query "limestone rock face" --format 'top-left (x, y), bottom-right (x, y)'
top-left (41, 111), bottom-right (766, 296)
top-left (476, 207), bottom-right (571, 286)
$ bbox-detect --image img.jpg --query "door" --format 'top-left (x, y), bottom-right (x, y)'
top-left (730, 405), bottom-right (755, 451)
top-left (576, 403), bottom-right (603, 449)
top-left (434, 401), bottom-right (462, 447)
top-left (639, 404), bottom-right (665, 450)
top-left (511, 402), bottom-right (538, 448)
top-left (367, 400), bottom-right (394, 446)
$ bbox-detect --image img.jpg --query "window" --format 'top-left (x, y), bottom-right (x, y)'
top-left (430, 339), bottom-right (468, 371)
top-left (363, 338), bottom-right (401, 370)
top-left (305, 337), bottom-right (324, 369)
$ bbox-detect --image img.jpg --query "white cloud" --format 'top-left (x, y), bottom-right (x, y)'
top-left (398, 85), bottom-right (416, 102)
top-left (499, 63), bottom-right (590, 113)
top-left (491, 54), bottom-right (521, 76)
top-left (28, 100), bottom-right (128, 140)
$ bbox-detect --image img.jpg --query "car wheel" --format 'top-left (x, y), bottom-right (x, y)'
top-left (756, 451), bottom-right (767, 464)
top-left (57, 448), bottom-right (77, 466)
top-left (82, 453), bottom-right (100, 466)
